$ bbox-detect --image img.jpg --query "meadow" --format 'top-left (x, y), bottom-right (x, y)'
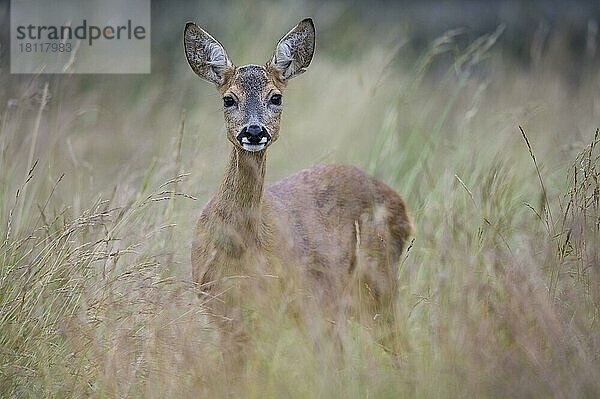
top-left (1, 2), bottom-right (600, 397)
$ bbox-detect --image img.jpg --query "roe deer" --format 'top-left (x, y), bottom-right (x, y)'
top-left (184, 18), bottom-right (413, 348)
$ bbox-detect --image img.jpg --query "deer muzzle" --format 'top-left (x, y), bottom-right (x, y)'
top-left (237, 124), bottom-right (271, 152)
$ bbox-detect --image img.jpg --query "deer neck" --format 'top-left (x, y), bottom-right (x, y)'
top-left (216, 145), bottom-right (267, 222)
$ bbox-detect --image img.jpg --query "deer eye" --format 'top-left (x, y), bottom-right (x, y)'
top-left (223, 96), bottom-right (236, 108)
top-left (270, 94), bottom-right (282, 106)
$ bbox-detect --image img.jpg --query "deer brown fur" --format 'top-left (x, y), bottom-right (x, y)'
top-left (185, 18), bottom-right (413, 340)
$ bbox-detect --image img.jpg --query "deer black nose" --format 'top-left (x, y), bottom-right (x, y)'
top-left (236, 125), bottom-right (272, 148)
top-left (247, 124), bottom-right (262, 136)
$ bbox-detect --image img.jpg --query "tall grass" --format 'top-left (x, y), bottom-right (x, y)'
top-left (1, 7), bottom-right (600, 397)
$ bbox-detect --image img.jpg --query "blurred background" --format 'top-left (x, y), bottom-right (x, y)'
top-left (1, 1), bottom-right (600, 397)
top-left (1, 0), bottom-right (599, 189)
top-left (0, 0), bottom-right (598, 201)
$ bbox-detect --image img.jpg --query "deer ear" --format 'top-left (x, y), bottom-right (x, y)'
top-left (268, 18), bottom-right (315, 82)
top-left (184, 22), bottom-right (234, 85)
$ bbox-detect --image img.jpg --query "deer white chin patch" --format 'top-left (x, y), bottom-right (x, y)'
top-left (242, 143), bottom-right (266, 152)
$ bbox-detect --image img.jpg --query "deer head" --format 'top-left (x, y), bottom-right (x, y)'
top-left (184, 18), bottom-right (315, 152)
